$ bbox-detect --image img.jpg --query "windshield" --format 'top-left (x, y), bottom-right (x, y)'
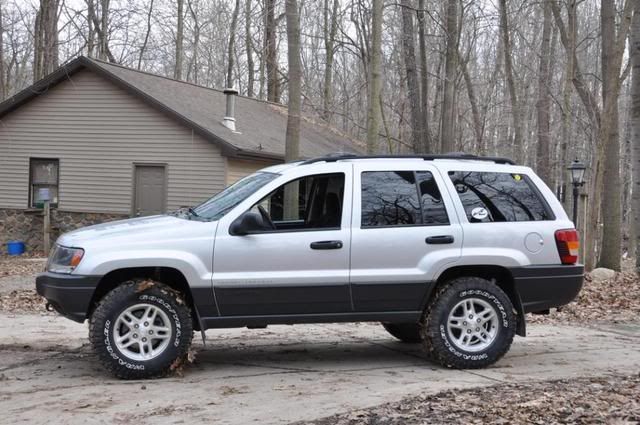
top-left (193, 172), bottom-right (279, 220)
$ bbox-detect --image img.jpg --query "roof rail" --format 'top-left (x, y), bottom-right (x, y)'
top-left (300, 153), bottom-right (516, 165)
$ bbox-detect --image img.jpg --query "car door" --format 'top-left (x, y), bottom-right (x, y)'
top-left (349, 162), bottom-right (463, 312)
top-left (212, 163), bottom-right (353, 316)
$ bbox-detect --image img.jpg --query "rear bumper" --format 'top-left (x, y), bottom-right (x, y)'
top-left (511, 265), bottom-right (584, 313)
top-left (36, 272), bottom-right (101, 323)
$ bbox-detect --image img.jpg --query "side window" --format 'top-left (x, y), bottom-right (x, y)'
top-left (361, 171), bottom-right (448, 227)
top-left (30, 158), bottom-right (59, 208)
top-left (416, 171), bottom-right (449, 225)
top-left (448, 171), bottom-right (552, 222)
top-left (253, 173), bottom-right (344, 231)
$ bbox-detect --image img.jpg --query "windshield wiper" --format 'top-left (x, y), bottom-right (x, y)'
top-left (188, 207), bottom-right (200, 218)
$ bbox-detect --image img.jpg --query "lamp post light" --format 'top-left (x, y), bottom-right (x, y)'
top-left (568, 159), bottom-right (587, 226)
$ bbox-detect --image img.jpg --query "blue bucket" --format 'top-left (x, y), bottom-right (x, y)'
top-left (7, 241), bottom-right (25, 256)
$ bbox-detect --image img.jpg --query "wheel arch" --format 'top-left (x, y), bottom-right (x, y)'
top-left (88, 267), bottom-right (203, 331)
top-left (431, 264), bottom-right (526, 336)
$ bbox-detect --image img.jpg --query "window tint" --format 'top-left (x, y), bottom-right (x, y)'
top-left (448, 171), bottom-right (552, 222)
top-left (361, 171), bottom-right (421, 226)
top-left (253, 173), bottom-right (344, 231)
top-left (416, 171), bottom-right (449, 225)
top-left (30, 158), bottom-right (59, 208)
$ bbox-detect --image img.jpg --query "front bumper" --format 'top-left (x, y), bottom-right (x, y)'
top-left (36, 272), bottom-right (102, 323)
top-left (511, 265), bottom-right (584, 313)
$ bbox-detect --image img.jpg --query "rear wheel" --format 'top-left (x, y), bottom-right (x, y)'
top-left (421, 277), bottom-right (516, 369)
top-left (382, 323), bottom-right (422, 343)
top-left (89, 280), bottom-right (193, 379)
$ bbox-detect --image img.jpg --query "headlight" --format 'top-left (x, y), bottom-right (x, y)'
top-left (47, 245), bottom-right (85, 274)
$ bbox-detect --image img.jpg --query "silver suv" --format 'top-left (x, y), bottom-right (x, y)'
top-left (37, 154), bottom-right (584, 379)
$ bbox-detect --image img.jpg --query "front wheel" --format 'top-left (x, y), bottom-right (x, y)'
top-left (89, 280), bottom-right (194, 379)
top-left (421, 277), bottom-right (516, 369)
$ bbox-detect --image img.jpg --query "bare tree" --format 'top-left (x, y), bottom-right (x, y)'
top-left (285, 0), bottom-right (301, 161)
top-left (174, 0), bottom-right (184, 80)
top-left (245, 0), bottom-right (255, 97)
top-left (498, 0), bottom-right (523, 162)
top-left (137, 0), bottom-right (154, 70)
top-left (322, 0), bottom-right (339, 121)
top-left (417, 0), bottom-right (431, 152)
top-left (536, 0), bottom-right (553, 185)
top-left (365, 0), bottom-right (383, 154)
top-left (33, 0), bottom-right (60, 82)
top-left (440, 0), bottom-right (458, 153)
top-left (265, 0), bottom-right (279, 102)
top-left (631, 1), bottom-right (640, 273)
top-left (400, 0), bottom-right (424, 153)
top-left (226, 0), bottom-right (240, 88)
top-left (0, 1), bottom-right (5, 100)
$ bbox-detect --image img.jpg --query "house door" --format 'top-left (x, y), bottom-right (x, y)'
top-left (134, 165), bottom-right (167, 216)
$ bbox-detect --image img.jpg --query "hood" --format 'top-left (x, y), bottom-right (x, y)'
top-left (57, 215), bottom-right (206, 247)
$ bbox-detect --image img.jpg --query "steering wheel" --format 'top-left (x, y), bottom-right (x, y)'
top-left (257, 205), bottom-right (276, 230)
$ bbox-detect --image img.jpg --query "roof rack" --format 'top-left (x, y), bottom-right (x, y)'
top-left (300, 153), bottom-right (516, 165)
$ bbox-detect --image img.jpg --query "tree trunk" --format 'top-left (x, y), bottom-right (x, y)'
top-left (440, 0), bottom-right (458, 153)
top-left (400, 0), bottom-right (424, 153)
top-left (417, 0), bottom-right (431, 153)
top-left (285, 0), bottom-right (301, 162)
top-left (498, 0), bottom-right (523, 163)
top-left (137, 0), bottom-right (154, 70)
top-left (284, 0), bottom-right (301, 219)
top-left (86, 0), bottom-right (95, 57)
top-left (99, 0), bottom-right (109, 61)
top-left (34, 0), bottom-right (59, 82)
top-left (265, 0), bottom-right (280, 102)
top-left (535, 0), bottom-right (553, 185)
top-left (460, 53), bottom-right (483, 154)
top-left (631, 1), bottom-right (640, 274)
top-left (598, 0), bottom-right (623, 271)
top-left (365, 0), bottom-right (383, 154)
top-left (175, 0), bottom-right (184, 80)
top-left (322, 0), bottom-right (339, 122)
top-left (245, 0), bottom-right (255, 97)
top-left (0, 1), bottom-right (5, 100)
top-left (226, 0), bottom-right (240, 88)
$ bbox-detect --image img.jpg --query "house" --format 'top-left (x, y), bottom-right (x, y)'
top-left (0, 56), bottom-right (361, 252)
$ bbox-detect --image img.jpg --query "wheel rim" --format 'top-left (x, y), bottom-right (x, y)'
top-left (113, 303), bottom-right (173, 361)
top-left (446, 298), bottom-right (499, 352)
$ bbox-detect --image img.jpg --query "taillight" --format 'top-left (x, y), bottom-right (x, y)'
top-left (555, 229), bottom-right (579, 265)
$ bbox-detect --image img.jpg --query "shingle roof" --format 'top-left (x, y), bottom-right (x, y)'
top-left (0, 56), bottom-right (363, 160)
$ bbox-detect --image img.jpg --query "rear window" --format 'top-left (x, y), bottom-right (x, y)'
top-left (448, 171), bottom-right (552, 222)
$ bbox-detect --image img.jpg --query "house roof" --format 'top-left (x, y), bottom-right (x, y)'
top-left (0, 56), bottom-right (362, 160)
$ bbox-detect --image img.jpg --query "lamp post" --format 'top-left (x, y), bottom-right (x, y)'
top-left (567, 159), bottom-right (586, 226)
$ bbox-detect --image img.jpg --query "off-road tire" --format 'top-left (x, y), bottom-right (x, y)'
top-left (382, 323), bottom-right (422, 343)
top-left (421, 277), bottom-right (516, 369)
top-left (89, 280), bottom-right (193, 379)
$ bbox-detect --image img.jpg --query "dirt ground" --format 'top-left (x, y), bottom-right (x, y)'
top-left (0, 256), bottom-right (639, 424)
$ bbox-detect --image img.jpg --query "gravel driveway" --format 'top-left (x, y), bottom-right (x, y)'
top-left (1, 314), bottom-right (639, 424)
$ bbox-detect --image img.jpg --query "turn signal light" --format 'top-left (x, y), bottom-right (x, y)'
top-left (555, 229), bottom-right (579, 265)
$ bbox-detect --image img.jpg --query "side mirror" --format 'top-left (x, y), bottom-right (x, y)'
top-left (229, 212), bottom-right (267, 236)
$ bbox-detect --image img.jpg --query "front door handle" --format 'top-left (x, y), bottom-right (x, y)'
top-left (310, 240), bottom-right (343, 250)
top-left (426, 235), bottom-right (454, 245)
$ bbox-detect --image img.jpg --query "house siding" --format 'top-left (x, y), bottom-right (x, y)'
top-left (226, 158), bottom-right (278, 185)
top-left (0, 70), bottom-right (226, 214)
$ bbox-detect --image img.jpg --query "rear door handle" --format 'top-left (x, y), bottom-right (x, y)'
top-left (310, 240), bottom-right (343, 250)
top-left (426, 235), bottom-right (454, 245)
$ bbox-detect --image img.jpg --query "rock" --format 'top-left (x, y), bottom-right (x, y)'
top-left (590, 268), bottom-right (616, 282)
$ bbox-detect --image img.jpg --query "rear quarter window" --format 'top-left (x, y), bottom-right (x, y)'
top-left (448, 171), bottom-right (553, 222)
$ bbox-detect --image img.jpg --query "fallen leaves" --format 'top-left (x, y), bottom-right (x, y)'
top-left (0, 290), bottom-right (49, 314)
top-left (528, 270), bottom-right (640, 324)
top-left (0, 256), bottom-right (46, 278)
top-left (297, 374), bottom-right (640, 425)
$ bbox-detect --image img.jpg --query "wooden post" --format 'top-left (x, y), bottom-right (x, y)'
top-left (43, 199), bottom-right (50, 254)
